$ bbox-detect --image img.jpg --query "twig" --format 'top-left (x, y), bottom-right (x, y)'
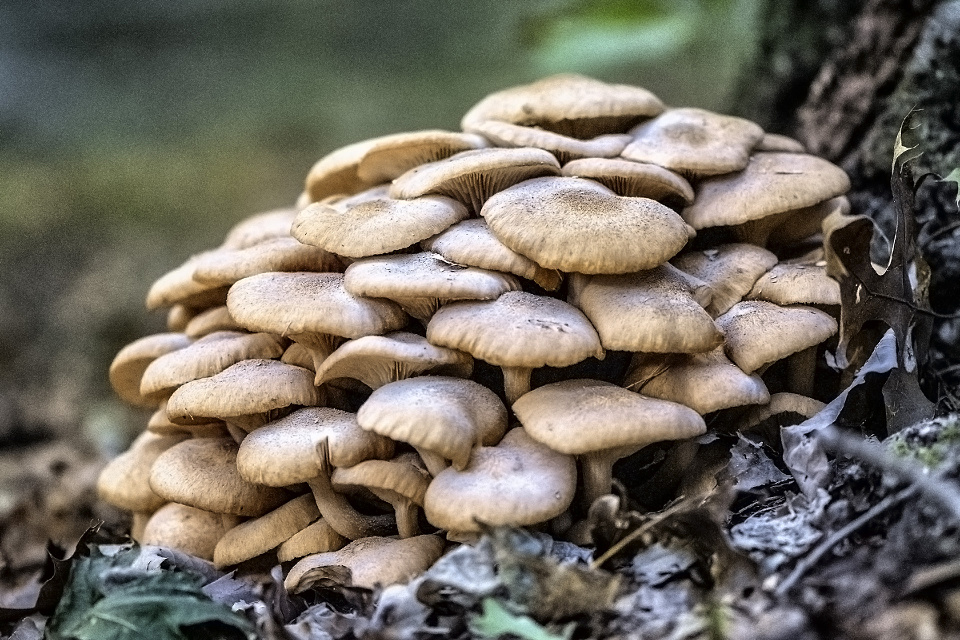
top-left (775, 486), bottom-right (917, 596)
top-left (590, 496), bottom-right (688, 569)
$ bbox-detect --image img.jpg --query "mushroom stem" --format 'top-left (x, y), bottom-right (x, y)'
top-left (371, 491), bottom-right (421, 539)
top-left (502, 366), bottom-right (534, 405)
top-left (307, 474), bottom-right (396, 540)
top-left (131, 511), bottom-right (153, 542)
top-left (415, 447), bottom-right (449, 477)
top-left (787, 346), bottom-right (818, 398)
top-left (579, 450), bottom-right (617, 507)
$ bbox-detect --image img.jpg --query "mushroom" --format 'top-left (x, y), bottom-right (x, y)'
top-left (97, 431), bottom-right (188, 514)
top-left (142, 503), bottom-right (241, 562)
top-left (561, 157), bottom-right (694, 209)
top-left (466, 120), bottom-right (631, 163)
top-left (213, 493), bottom-right (320, 568)
top-left (672, 244), bottom-right (779, 317)
top-left (277, 518), bottom-right (348, 562)
top-left (108, 332), bottom-right (192, 408)
top-left (190, 236), bottom-right (343, 286)
top-left (332, 453), bottom-right (431, 538)
top-left (183, 306), bottom-right (242, 338)
top-left (220, 208), bottom-right (297, 250)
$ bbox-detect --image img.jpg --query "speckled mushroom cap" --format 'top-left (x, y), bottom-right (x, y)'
top-left (191, 237), bottom-right (343, 286)
top-left (356, 376), bottom-right (507, 471)
top-left (142, 503), bottom-right (241, 562)
top-left (236, 407), bottom-right (394, 487)
top-left (682, 152), bottom-right (851, 230)
top-left (480, 176), bottom-right (693, 274)
top-left (746, 249), bottom-right (841, 306)
top-left (292, 193), bottom-right (469, 259)
top-left (284, 534), bottom-right (445, 593)
top-left (139, 331), bottom-right (286, 399)
top-left (715, 300), bottom-right (838, 373)
top-left (165, 359), bottom-right (321, 422)
top-left (573, 264), bottom-right (722, 353)
top-left (389, 147), bottom-right (561, 213)
top-left (461, 73), bottom-right (664, 138)
top-left (226, 272), bottom-right (408, 339)
top-left (315, 331), bottom-right (472, 389)
top-left (621, 107), bottom-right (765, 176)
top-left (213, 493), bottom-right (320, 568)
top-left (561, 157), bottom-right (694, 208)
top-left (220, 208), bottom-right (297, 250)
top-left (149, 437), bottom-right (289, 517)
top-left (423, 427), bottom-right (576, 534)
top-left (97, 431), bottom-right (188, 512)
top-left (672, 244), bottom-right (779, 317)
top-left (421, 219), bottom-right (562, 291)
top-left (109, 332), bottom-right (192, 407)
top-left (356, 130), bottom-right (489, 184)
top-left (466, 120), bottom-right (631, 163)
top-left (624, 347), bottom-right (770, 415)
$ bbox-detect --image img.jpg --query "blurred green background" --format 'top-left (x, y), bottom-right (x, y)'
top-left (0, 0), bottom-right (761, 451)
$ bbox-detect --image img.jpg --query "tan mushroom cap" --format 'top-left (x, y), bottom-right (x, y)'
top-left (480, 176), bottom-right (693, 274)
top-left (514, 379), bottom-right (706, 503)
top-left (142, 503), bottom-right (241, 561)
top-left (672, 244), bottom-right (779, 317)
top-left (423, 427), bottom-right (576, 534)
top-left (461, 73), bottom-right (664, 138)
top-left (621, 107), bottom-right (764, 176)
top-left (715, 300), bottom-right (838, 373)
top-left (426, 291), bottom-right (604, 403)
top-left (624, 348), bottom-right (770, 415)
top-left (421, 218), bottom-right (562, 291)
top-left (561, 157), bottom-right (694, 208)
top-left (315, 331), bottom-right (472, 389)
top-left (682, 152), bottom-right (851, 230)
top-left (332, 453), bottom-right (431, 538)
top-left (213, 494), bottom-right (320, 568)
top-left (149, 437), bottom-right (289, 516)
top-left (344, 252), bottom-right (521, 322)
top-left (755, 133), bottom-right (805, 153)
top-left (292, 193), bottom-right (469, 259)
top-left (220, 208), bottom-right (297, 250)
top-left (191, 237), bottom-right (343, 287)
top-left (746, 249), bottom-right (841, 306)
top-left (139, 330), bottom-right (286, 399)
top-left (356, 130), bottom-right (489, 184)
top-left (226, 272), bottom-right (408, 340)
top-left (389, 147), bottom-right (562, 213)
top-left (357, 376), bottom-right (507, 472)
top-left (739, 392), bottom-right (827, 431)
top-left (284, 534), bottom-right (445, 593)
top-left (281, 342), bottom-right (316, 371)
top-left (97, 431), bottom-right (188, 512)
top-left (146, 403), bottom-right (227, 438)
top-left (109, 332), bottom-right (192, 407)
top-left (467, 120), bottom-right (631, 163)
top-left (304, 138), bottom-right (378, 202)
top-left (166, 305), bottom-right (195, 332)
top-left (277, 518), bottom-right (347, 562)
top-left (183, 306), bottom-right (241, 338)
top-left (573, 264), bottom-right (722, 354)
top-left (145, 253), bottom-right (230, 311)
top-left (165, 359), bottom-right (321, 423)
top-left (236, 407), bottom-right (394, 487)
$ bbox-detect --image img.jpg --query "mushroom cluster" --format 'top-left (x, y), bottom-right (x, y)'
top-left (99, 74), bottom-right (849, 585)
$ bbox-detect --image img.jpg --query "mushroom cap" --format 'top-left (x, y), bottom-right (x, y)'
top-left (421, 218), bottom-right (562, 291)
top-left (145, 253), bottom-right (229, 311)
top-left (426, 291), bottom-right (604, 369)
top-left (715, 301), bottom-right (838, 373)
top-left (139, 331), bottom-right (286, 399)
top-left (166, 305), bottom-right (195, 332)
top-left (332, 454), bottom-right (431, 506)
top-left (315, 331), bottom-right (472, 389)
top-left (220, 208), bottom-right (297, 250)
top-left (142, 503), bottom-right (240, 561)
top-left (624, 348), bottom-right (770, 415)
top-left (149, 437), bottom-right (289, 516)
top-left (480, 176), bottom-right (692, 274)
top-left (284, 534), bottom-right (444, 592)
top-left (165, 359), bottom-right (321, 422)
top-left (739, 392), bottom-right (827, 430)
top-left (292, 193), bottom-right (469, 259)
top-left (466, 120), bottom-right (631, 163)
top-left (213, 493), bottom-right (320, 568)
top-left (191, 237), bottom-right (343, 286)
top-left (356, 130), bottom-right (489, 184)
top-left (461, 73), bottom-right (664, 138)
top-left (573, 264), bottom-right (723, 353)
top-left (682, 152), bottom-right (851, 230)
top-left (621, 107), bottom-right (764, 176)
top-left (183, 306), bottom-right (242, 339)
top-left (146, 403), bottom-right (227, 438)
top-left (304, 139), bottom-right (378, 202)
top-left (672, 244), bottom-right (779, 317)
top-left (277, 518), bottom-right (347, 562)
top-left (389, 147), bottom-right (561, 213)
top-left (109, 332), bottom-right (192, 407)
top-left (356, 376), bottom-right (507, 470)
top-left (226, 272), bottom-right (408, 339)
top-left (746, 249), bottom-right (841, 306)
top-left (236, 407), bottom-right (394, 487)
top-left (514, 379), bottom-right (706, 456)
top-left (97, 431), bottom-right (188, 512)
top-left (755, 133), bottom-right (805, 153)
top-left (423, 427), bottom-right (576, 533)
top-left (561, 157), bottom-right (694, 208)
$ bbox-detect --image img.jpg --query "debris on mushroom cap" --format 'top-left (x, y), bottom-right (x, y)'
top-left (423, 427), bottom-right (576, 534)
top-left (481, 176), bottom-right (693, 274)
top-left (213, 493), bottom-right (320, 568)
top-left (672, 243), bottom-right (779, 317)
top-left (142, 503), bottom-right (241, 562)
top-left (746, 248), bottom-right (841, 306)
top-left (561, 157), bottom-right (695, 208)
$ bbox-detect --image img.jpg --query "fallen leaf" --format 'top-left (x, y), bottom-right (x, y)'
top-left (469, 597), bottom-right (574, 640)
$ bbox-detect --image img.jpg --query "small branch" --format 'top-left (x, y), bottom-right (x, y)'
top-left (590, 496), bottom-right (689, 569)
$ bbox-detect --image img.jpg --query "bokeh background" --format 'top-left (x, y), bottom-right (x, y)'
top-left (0, 0), bottom-right (762, 455)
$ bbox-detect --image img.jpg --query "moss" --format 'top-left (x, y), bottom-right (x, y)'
top-left (888, 416), bottom-right (960, 469)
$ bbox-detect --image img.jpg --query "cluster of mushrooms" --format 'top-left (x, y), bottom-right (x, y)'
top-left (98, 74), bottom-right (850, 591)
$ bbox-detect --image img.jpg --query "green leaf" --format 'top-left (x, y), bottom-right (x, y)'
top-left (469, 598), bottom-right (574, 640)
top-left (942, 167), bottom-right (960, 208)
